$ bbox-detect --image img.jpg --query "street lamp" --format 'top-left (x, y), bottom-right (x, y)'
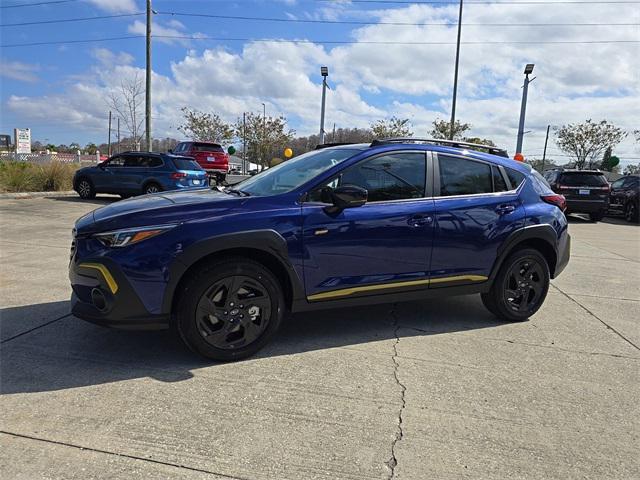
top-left (515, 63), bottom-right (535, 156)
top-left (319, 66), bottom-right (329, 145)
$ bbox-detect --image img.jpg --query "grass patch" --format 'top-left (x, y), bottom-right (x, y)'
top-left (0, 161), bottom-right (79, 193)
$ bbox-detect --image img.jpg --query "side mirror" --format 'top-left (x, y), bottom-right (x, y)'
top-left (322, 185), bottom-right (367, 214)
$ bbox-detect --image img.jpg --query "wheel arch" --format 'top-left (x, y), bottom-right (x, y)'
top-left (490, 225), bottom-right (559, 281)
top-left (162, 230), bottom-right (304, 316)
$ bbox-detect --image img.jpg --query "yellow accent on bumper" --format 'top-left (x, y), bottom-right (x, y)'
top-left (306, 275), bottom-right (487, 302)
top-left (79, 263), bottom-right (119, 294)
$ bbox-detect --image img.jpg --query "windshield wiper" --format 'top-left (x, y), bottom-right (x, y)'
top-left (224, 187), bottom-right (251, 197)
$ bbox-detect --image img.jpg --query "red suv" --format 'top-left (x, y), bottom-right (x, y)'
top-left (172, 141), bottom-right (229, 184)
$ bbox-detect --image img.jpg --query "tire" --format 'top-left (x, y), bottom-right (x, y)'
top-left (143, 182), bottom-right (161, 195)
top-left (625, 202), bottom-right (639, 223)
top-left (589, 211), bottom-right (604, 222)
top-left (481, 248), bottom-right (550, 322)
top-left (176, 257), bottom-right (285, 361)
top-left (76, 178), bottom-right (95, 199)
top-left (215, 173), bottom-right (227, 186)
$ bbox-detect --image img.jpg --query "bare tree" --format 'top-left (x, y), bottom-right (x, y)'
top-left (177, 107), bottom-right (233, 144)
top-left (107, 72), bottom-right (145, 151)
top-left (555, 119), bottom-right (627, 169)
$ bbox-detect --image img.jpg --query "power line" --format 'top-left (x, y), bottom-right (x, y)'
top-left (2, 34), bottom-right (638, 48)
top-left (329, 0), bottom-right (640, 4)
top-left (156, 12), bottom-right (639, 27)
top-left (0, 0), bottom-right (80, 8)
top-left (0, 13), bottom-right (143, 27)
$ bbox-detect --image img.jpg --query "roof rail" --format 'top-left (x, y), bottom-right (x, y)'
top-left (315, 142), bottom-right (357, 150)
top-left (370, 137), bottom-right (509, 158)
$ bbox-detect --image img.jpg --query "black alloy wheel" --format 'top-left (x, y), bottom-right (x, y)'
top-left (176, 258), bottom-right (284, 361)
top-left (144, 183), bottom-right (161, 194)
top-left (625, 202), bottom-right (639, 223)
top-left (481, 248), bottom-right (550, 322)
top-left (77, 178), bottom-right (95, 199)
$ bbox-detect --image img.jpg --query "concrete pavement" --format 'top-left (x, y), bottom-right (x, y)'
top-left (1, 196), bottom-right (638, 479)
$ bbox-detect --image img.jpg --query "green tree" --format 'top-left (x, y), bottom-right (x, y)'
top-left (463, 136), bottom-right (496, 147)
top-left (623, 163), bottom-right (640, 175)
top-left (555, 119), bottom-right (627, 170)
top-left (177, 107), bottom-right (233, 144)
top-left (234, 112), bottom-right (294, 170)
top-left (430, 118), bottom-right (471, 140)
top-left (84, 143), bottom-right (98, 155)
top-left (370, 117), bottom-right (412, 139)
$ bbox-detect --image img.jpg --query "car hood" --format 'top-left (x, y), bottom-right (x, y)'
top-left (78, 189), bottom-right (244, 233)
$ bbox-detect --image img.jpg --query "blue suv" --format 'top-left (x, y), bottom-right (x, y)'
top-left (73, 151), bottom-right (208, 199)
top-left (70, 139), bottom-right (570, 360)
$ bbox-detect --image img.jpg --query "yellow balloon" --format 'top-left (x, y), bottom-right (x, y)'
top-left (284, 147), bottom-right (293, 158)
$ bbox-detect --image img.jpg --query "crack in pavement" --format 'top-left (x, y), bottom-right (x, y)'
top-left (385, 303), bottom-right (406, 480)
top-left (0, 431), bottom-right (250, 480)
top-left (551, 284), bottom-right (640, 352)
top-left (0, 313), bottom-right (71, 344)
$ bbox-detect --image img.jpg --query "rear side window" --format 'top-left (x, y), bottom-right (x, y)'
top-left (559, 172), bottom-right (608, 187)
top-left (192, 143), bottom-right (224, 153)
top-left (505, 168), bottom-right (526, 189)
top-left (172, 157), bottom-right (202, 170)
top-left (439, 156), bottom-right (492, 196)
top-left (492, 166), bottom-right (509, 192)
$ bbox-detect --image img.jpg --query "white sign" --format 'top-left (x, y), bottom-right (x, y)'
top-left (14, 128), bottom-right (31, 154)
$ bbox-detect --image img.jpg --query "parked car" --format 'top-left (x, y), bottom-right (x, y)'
top-left (70, 138), bottom-right (570, 361)
top-left (170, 141), bottom-right (229, 184)
top-left (73, 152), bottom-right (208, 199)
top-left (608, 174), bottom-right (639, 223)
top-left (543, 168), bottom-right (610, 221)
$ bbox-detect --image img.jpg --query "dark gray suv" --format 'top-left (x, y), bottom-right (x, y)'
top-left (543, 168), bottom-right (609, 221)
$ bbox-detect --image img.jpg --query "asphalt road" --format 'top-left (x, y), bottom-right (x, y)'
top-left (1, 196), bottom-right (638, 480)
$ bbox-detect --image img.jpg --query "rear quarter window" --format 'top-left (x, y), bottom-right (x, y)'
top-left (505, 168), bottom-right (526, 189)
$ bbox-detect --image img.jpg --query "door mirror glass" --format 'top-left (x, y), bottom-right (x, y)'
top-left (323, 185), bottom-right (367, 213)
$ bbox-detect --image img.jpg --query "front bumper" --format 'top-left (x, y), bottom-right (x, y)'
top-left (69, 258), bottom-right (169, 330)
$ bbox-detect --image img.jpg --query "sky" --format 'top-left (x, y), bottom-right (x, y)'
top-left (0, 0), bottom-right (638, 165)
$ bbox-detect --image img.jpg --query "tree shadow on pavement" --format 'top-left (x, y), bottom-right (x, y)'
top-left (0, 295), bottom-right (503, 395)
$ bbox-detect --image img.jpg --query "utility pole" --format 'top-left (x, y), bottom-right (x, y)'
top-left (117, 117), bottom-right (120, 153)
top-left (243, 112), bottom-right (246, 174)
top-left (107, 111), bottom-right (112, 156)
top-left (449, 0), bottom-right (463, 140)
top-left (262, 103), bottom-right (266, 171)
top-left (516, 63), bottom-right (535, 155)
top-left (542, 124), bottom-right (550, 171)
top-left (319, 66), bottom-right (328, 144)
top-left (332, 123), bottom-right (336, 143)
top-left (145, 0), bottom-right (152, 151)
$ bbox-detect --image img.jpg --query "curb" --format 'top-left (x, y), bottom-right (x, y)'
top-left (0, 191), bottom-right (77, 200)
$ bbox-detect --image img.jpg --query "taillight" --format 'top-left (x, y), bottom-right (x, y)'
top-left (542, 194), bottom-right (567, 211)
top-left (170, 172), bottom-right (187, 179)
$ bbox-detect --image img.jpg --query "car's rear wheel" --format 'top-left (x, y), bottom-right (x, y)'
top-left (625, 202), bottom-right (639, 223)
top-left (176, 258), bottom-right (285, 361)
top-left (143, 182), bottom-right (161, 195)
top-left (481, 248), bottom-right (550, 322)
top-left (589, 211), bottom-right (604, 222)
top-left (76, 178), bottom-right (95, 199)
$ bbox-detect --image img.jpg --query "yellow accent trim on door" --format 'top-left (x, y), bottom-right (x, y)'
top-left (306, 274), bottom-right (487, 302)
top-left (79, 263), bottom-right (119, 294)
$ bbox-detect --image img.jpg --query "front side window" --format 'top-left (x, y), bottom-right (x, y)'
top-left (439, 156), bottom-right (492, 196)
top-left (611, 178), bottom-right (625, 189)
top-left (106, 156), bottom-right (124, 167)
top-left (123, 156), bottom-right (144, 167)
top-left (309, 152), bottom-right (426, 203)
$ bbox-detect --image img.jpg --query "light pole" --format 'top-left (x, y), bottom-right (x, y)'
top-left (515, 63), bottom-right (535, 156)
top-left (145, 0), bottom-right (153, 152)
top-left (449, 0), bottom-right (463, 140)
top-left (261, 102), bottom-right (266, 170)
top-left (319, 66), bottom-right (328, 144)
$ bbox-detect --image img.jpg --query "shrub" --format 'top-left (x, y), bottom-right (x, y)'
top-left (0, 161), bottom-right (35, 192)
top-left (0, 161), bottom-right (78, 192)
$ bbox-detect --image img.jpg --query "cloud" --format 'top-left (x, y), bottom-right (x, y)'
top-left (85, 0), bottom-right (138, 14)
top-left (128, 19), bottom-right (193, 45)
top-left (0, 60), bottom-right (40, 83)
top-left (6, 2), bottom-right (639, 163)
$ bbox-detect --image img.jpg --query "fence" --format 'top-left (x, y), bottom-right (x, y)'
top-left (0, 151), bottom-right (101, 165)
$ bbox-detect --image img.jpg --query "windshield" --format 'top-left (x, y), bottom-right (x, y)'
top-left (236, 148), bottom-right (361, 196)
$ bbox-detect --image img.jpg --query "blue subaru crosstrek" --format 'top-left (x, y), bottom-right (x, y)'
top-left (70, 139), bottom-right (570, 361)
top-left (73, 151), bottom-right (208, 199)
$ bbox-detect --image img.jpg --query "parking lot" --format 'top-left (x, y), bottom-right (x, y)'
top-left (0, 195), bottom-right (638, 479)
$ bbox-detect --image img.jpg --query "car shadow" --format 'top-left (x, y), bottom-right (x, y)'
top-left (567, 214), bottom-right (638, 227)
top-left (0, 295), bottom-right (503, 395)
top-left (48, 195), bottom-right (119, 205)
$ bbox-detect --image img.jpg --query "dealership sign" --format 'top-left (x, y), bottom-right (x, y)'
top-left (14, 128), bottom-right (31, 154)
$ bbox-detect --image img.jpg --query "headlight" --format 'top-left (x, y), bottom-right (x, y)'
top-left (94, 225), bottom-right (176, 248)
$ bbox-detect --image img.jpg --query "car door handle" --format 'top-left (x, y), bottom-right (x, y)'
top-left (496, 204), bottom-right (516, 215)
top-left (407, 215), bottom-right (433, 227)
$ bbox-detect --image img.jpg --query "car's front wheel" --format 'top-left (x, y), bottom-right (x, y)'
top-left (625, 202), bottom-right (639, 223)
top-left (176, 258), bottom-right (285, 361)
top-left (481, 248), bottom-right (550, 322)
top-left (76, 178), bottom-right (95, 199)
